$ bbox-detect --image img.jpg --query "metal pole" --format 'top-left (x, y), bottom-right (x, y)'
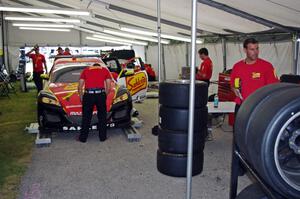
top-left (0, 11), bottom-right (4, 67)
top-left (157, 0), bottom-right (162, 82)
top-left (293, 34), bottom-right (299, 75)
top-left (186, 0), bottom-right (198, 198)
top-left (222, 37), bottom-right (227, 71)
top-left (186, 43), bottom-right (189, 67)
top-left (162, 44), bottom-right (166, 79)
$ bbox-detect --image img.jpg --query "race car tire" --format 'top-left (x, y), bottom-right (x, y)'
top-left (158, 127), bottom-right (206, 154)
top-left (159, 106), bottom-right (208, 131)
top-left (157, 150), bottom-right (203, 177)
top-left (236, 87), bottom-right (300, 199)
top-left (235, 83), bottom-right (299, 159)
top-left (159, 80), bottom-right (208, 109)
top-left (280, 74), bottom-right (300, 84)
top-left (37, 103), bottom-right (44, 127)
top-left (235, 183), bottom-right (268, 199)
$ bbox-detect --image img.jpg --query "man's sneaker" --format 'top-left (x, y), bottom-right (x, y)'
top-left (205, 132), bottom-right (213, 141)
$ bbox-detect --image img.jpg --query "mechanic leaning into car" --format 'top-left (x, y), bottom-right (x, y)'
top-left (26, 44), bottom-right (48, 93)
top-left (77, 62), bottom-right (112, 143)
top-left (230, 38), bottom-right (279, 116)
top-left (196, 48), bottom-right (213, 87)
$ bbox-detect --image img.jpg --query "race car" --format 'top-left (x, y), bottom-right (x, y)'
top-left (37, 55), bottom-right (132, 133)
top-left (103, 57), bottom-right (148, 102)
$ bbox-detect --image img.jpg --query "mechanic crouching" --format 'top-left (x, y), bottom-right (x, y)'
top-left (77, 63), bottom-right (112, 143)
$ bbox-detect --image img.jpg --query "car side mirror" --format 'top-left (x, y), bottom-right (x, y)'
top-left (40, 74), bottom-right (49, 80)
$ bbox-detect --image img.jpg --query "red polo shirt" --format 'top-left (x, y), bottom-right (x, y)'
top-left (196, 57), bottom-right (213, 81)
top-left (80, 66), bottom-right (111, 89)
top-left (63, 52), bottom-right (71, 55)
top-left (29, 53), bottom-right (45, 73)
top-left (230, 58), bottom-right (279, 105)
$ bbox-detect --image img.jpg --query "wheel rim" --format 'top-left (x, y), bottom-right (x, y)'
top-left (275, 111), bottom-right (300, 191)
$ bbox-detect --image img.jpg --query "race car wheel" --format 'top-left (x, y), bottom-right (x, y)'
top-left (159, 80), bottom-right (208, 109)
top-left (235, 183), bottom-right (268, 199)
top-left (236, 86), bottom-right (300, 199)
top-left (158, 127), bottom-right (206, 154)
top-left (235, 83), bottom-right (299, 159)
top-left (37, 104), bottom-right (44, 127)
top-left (157, 150), bottom-right (203, 177)
top-left (159, 105), bottom-right (208, 131)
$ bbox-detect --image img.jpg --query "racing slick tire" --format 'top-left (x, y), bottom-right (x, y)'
top-left (159, 105), bottom-right (208, 131)
top-left (158, 128), bottom-right (206, 154)
top-left (235, 86), bottom-right (300, 199)
top-left (157, 150), bottom-right (203, 177)
top-left (235, 83), bottom-right (299, 158)
top-left (235, 183), bottom-right (268, 199)
top-left (159, 80), bottom-right (208, 109)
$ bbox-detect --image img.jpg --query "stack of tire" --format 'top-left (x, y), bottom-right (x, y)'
top-left (235, 83), bottom-right (300, 199)
top-left (157, 80), bottom-right (208, 177)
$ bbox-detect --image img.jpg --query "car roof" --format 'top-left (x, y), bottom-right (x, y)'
top-left (51, 57), bottom-right (104, 72)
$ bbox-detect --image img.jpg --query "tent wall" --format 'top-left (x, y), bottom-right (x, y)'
top-left (146, 40), bottom-right (293, 94)
top-left (146, 40), bottom-right (293, 80)
top-left (226, 41), bottom-right (293, 75)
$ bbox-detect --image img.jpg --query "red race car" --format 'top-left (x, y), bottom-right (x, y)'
top-left (37, 55), bottom-right (132, 133)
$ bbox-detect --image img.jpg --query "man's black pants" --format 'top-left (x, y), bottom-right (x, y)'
top-left (33, 72), bottom-right (43, 93)
top-left (79, 92), bottom-right (107, 142)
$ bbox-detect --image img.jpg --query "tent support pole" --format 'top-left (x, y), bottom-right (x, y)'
top-left (186, 0), bottom-right (198, 198)
top-left (186, 43), bottom-right (189, 67)
top-left (293, 34), bottom-right (300, 75)
top-left (157, 0), bottom-right (162, 82)
top-left (222, 37), bottom-right (227, 71)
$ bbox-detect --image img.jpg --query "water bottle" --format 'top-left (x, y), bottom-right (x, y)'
top-left (214, 94), bottom-right (219, 108)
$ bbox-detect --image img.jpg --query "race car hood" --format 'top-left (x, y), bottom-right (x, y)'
top-left (48, 82), bottom-right (117, 116)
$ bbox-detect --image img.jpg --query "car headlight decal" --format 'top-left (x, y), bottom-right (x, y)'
top-left (113, 93), bottom-right (128, 104)
top-left (41, 97), bottom-right (61, 106)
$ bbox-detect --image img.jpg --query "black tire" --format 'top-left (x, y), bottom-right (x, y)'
top-left (37, 103), bottom-right (44, 127)
top-left (158, 128), bottom-right (206, 154)
top-left (280, 74), bottom-right (300, 84)
top-left (159, 106), bottom-right (208, 131)
top-left (157, 150), bottom-right (203, 177)
top-left (236, 87), bottom-right (300, 199)
top-left (159, 80), bottom-right (208, 108)
top-left (235, 83), bottom-right (299, 159)
top-left (235, 183), bottom-right (268, 199)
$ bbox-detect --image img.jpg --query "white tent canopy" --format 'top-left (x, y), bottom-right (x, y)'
top-left (1, 0), bottom-right (299, 80)
top-left (2, 0), bottom-right (299, 37)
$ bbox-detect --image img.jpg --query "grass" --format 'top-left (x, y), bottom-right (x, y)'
top-left (0, 83), bottom-right (37, 199)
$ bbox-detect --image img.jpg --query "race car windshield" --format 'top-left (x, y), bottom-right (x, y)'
top-left (51, 66), bottom-right (86, 83)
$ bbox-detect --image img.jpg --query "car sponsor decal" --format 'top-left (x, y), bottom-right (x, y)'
top-left (62, 123), bottom-right (115, 131)
top-left (126, 72), bottom-right (147, 96)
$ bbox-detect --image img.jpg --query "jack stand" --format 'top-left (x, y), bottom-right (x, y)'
top-left (25, 123), bottom-right (51, 147)
top-left (123, 126), bottom-right (141, 142)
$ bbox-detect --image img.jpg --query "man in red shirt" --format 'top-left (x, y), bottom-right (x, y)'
top-left (63, 47), bottom-right (71, 55)
top-left (56, 47), bottom-right (64, 55)
top-left (26, 45), bottom-right (48, 92)
top-left (196, 48), bottom-right (213, 86)
top-left (230, 38), bottom-right (279, 114)
top-left (77, 63), bottom-right (112, 143)
top-left (54, 47), bottom-right (64, 61)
